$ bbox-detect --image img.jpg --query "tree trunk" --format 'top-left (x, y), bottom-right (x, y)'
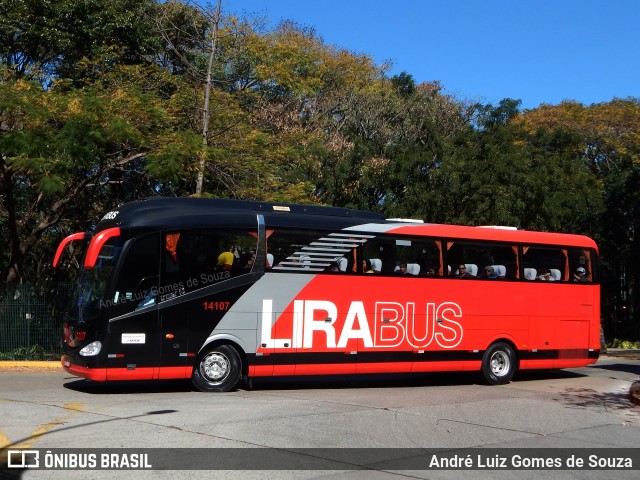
top-left (195, 0), bottom-right (222, 196)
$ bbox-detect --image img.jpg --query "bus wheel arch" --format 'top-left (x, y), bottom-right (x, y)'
top-left (481, 340), bottom-right (518, 385)
top-left (191, 342), bottom-right (244, 392)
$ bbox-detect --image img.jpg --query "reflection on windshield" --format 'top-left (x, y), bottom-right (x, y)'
top-left (69, 239), bottom-right (123, 323)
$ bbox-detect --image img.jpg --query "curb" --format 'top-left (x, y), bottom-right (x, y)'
top-left (0, 361), bottom-right (61, 368)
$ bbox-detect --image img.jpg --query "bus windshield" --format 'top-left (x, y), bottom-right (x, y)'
top-left (68, 238), bottom-right (124, 323)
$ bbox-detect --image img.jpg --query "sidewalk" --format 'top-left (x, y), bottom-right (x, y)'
top-left (603, 348), bottom-right (640, 360)
top-left (0, 360), bottom-right (61, 371)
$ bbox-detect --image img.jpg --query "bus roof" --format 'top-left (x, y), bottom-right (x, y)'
top-left (95, 197), bottom-right (387, 231)
top-left (94, 197), bottom-right (596, 250)
top-left (385, 223), bottom-right (597, 249)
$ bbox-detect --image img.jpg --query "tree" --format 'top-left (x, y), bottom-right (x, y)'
top-left (517, 98), bottom-right (640, 176)
top-left (200, 19), bottom-right (385, 203)
top-left (153, 0), bottom-right (209, 76)
top-left (301, 75), bottom-right (473, 213)
top-left (517, 98), bottom-right (640, 339)
top-left (410, 100), bottom-right (604, 231)
top-left (0, 0), bottom-right (158, 83)
top-left (0, 65), bottom-right (197, 287)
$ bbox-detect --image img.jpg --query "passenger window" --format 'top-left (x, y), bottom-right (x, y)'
top-left (569, 248), bottom-right (596, 283)
top-left (447, 241), bottom-right (518, 280)
top-left (522, 245), bottom-right (568, 282)
top-left (160, 229), bottom-right (257, 298)
top-left (361, 235), bottom-right (443, 277)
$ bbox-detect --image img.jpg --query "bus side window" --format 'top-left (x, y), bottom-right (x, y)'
top-left (165, 233), bottom-right (180, 272)
top-left (160, 229), bottom-right (258, 297)
top-left (522, 245), bottom-right (567, 282)
top-left (361, 235), bottom-right (442, 277)
top-left (447, 240), bottom-right (516, 280)
top-left (569, 248), bottom-right (595, 283)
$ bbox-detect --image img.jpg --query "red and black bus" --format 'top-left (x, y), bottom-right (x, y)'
top-left (55, 197), bottom-right (600, 391)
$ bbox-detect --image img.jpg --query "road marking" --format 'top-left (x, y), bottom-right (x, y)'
top-left (0, 431), bottom-right (11, 449)
top-left (4, 402), bottom-right (86, 450)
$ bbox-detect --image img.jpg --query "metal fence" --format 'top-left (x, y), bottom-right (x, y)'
top-left (0, 283), bottom-right (73, 360)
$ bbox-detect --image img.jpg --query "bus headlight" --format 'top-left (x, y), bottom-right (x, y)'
top-left (79, 341), bottom-right (102, 356)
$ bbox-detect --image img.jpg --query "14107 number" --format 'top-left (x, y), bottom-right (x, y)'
top-left (203, 301), bottom-right (230, 311)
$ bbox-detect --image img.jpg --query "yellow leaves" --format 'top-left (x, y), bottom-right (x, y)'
top-left (320, 49), bottom-right (380, 91)
top-left (244, 22), bottom-right (380, 96)
top-left (66, 97), bottom-right (84, 116)
top-left (106, 87), bottom-right (160, 129)
top-left (519, 99), bottom-right (640, 137)
top-left (1, 79), bottom-right (54, 131)
top-left (245, 129), bottom-right (270, 148)
top-left (518, 100), bottom-right (589, 134)
top-left (11, 78), bottom-right (38, 95)
top-left (365, 156), bottom-right (391, 175)
top-left (518, 99), bottom-right (640, 168)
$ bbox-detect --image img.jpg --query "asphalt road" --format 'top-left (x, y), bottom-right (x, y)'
top-left (1, 355), bottom-right (639, 479)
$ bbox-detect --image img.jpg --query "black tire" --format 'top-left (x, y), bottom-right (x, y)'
top-left (191, 344), bottom-right (242, 392)
top-left (481, 342), bottom-right (517, 385)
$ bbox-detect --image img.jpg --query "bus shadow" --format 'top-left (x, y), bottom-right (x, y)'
top-left (589, 363), bottom-right (640, 375)
top-left (62, 369), bottom-right (599, 394)
top-left (63, 378), bottom-right (194, 394)
top-left (248, 372), bottom-right (484, 391)
top-left (512, 369), bottom-right (586, 382)
top-left (63, 372), bottom-right (490, 394)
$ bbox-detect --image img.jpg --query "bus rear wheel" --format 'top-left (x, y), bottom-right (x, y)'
top-left (192, 344), bottom-right (241, 392)
top-left (481, 342), bottom-right (516, 385)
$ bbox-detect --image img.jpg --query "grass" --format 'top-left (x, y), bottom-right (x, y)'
top-left (0, 344), bottom-right (46, 360)
top-left (606, 338), bottom-right (640, 349)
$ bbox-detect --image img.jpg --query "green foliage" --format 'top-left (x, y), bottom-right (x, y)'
top-left (476, 98), bottom-right (522, 130)
top-left (606, 339), bottom-right (640, 349)
top-left (0, 344), bottom-right (45, 361)
top-left (518, 98), bottom-right (640, 175)
top-left (146, 130), bottom-right (202, 182)
top-left (406, 102), bottom-right (605, 233)
top-left (390, 72), bottom-right (416, 97)
top-left (0, 0), bottom-right (158, 82)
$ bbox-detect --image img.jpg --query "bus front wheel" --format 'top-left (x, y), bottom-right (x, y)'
top-left (481, 342), bottom-right (516, 385)
top-left (192, 344), bottom-right (241, 392)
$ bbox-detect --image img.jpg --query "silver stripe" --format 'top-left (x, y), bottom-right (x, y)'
top-left (273, 231), bottom-right (374, 272)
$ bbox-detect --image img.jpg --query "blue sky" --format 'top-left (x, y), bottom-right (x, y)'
top-left (222, 0), bottom-right (639, 110)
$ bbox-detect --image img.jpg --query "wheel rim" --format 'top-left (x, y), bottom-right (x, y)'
top-left (490, 350), bottom-right (510, 377)
top-left (200, 352), bottom-right (230, 384)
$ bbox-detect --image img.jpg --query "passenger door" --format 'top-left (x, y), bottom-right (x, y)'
top-left (106, 234), bottom-right (161, 380)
